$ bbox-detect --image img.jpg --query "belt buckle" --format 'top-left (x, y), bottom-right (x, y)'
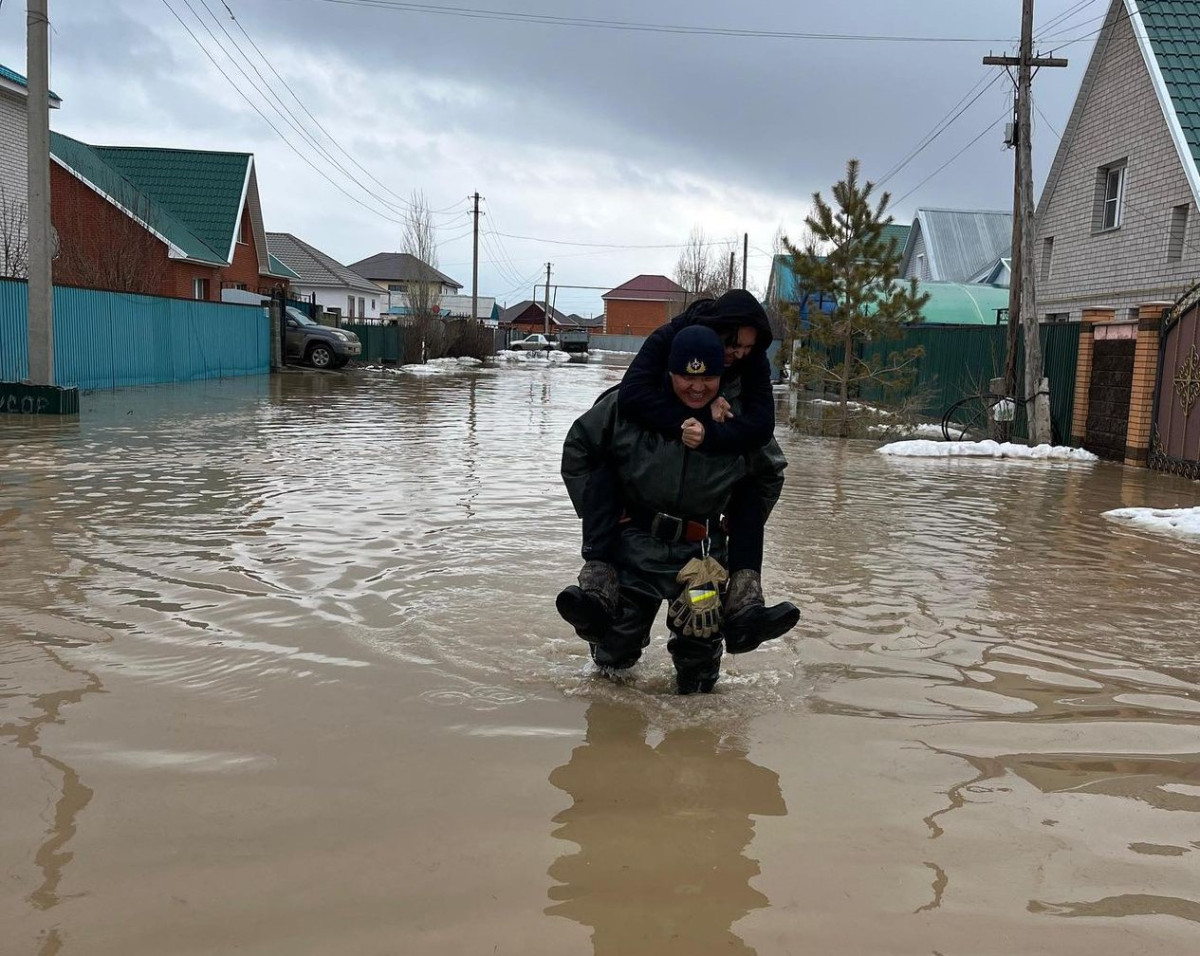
top-left (650, 512), bottom-right (683, 543)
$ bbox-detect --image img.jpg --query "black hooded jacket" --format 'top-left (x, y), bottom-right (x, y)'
top-left (616, 290), bottom-right (775, 453)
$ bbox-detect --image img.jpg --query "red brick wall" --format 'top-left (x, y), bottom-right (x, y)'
top-left (604, 298), bottom-right (675, 336)
top-left (51, 166), bottom-right (285, 300)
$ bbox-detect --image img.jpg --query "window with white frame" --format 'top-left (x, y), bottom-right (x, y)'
top-left (193, 277), bottom-right (209, 300)
top-left (358, 296), bottom-right (365, 316)
top-left (1040, 237), bottom-right (1054, 281)
top-left (1095, 162), bottom-right (1126, 231)
top-left (348, 295), bottom-right (355, 318)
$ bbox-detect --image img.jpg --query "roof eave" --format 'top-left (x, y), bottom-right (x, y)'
top-left (1126, 0), bottom-right (1200, 209)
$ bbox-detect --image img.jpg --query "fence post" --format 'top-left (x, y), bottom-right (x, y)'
top-left (269, 298), bottom-right (283, 370)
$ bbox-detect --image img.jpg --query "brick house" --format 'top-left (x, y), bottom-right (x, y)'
top-left (601, 274), bottom-right (686, 336)
top-left (1036, 1), bottom-right (1200, 467)
top-left (1035, 0), bottom-right (1200, 323)
top-left (0, 64), bottom-right (61, 277)
top-left (266, 232), bottom-right (383, 320)
top-left (49, 131), bottom-right (294, 299)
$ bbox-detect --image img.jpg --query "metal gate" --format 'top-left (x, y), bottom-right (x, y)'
top-left (1150, 283), bottom-right (1200, 477)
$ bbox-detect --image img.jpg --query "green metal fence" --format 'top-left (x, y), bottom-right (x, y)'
top-left (805, 322), bottom-right (1081, 443)
top-left (342, 323), bottom-right (406, 364)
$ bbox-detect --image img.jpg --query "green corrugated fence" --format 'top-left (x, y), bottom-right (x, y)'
top-left (342, 323), bottom-right (405, 364)
top-left (806, 322), bottom-right (1081, 443)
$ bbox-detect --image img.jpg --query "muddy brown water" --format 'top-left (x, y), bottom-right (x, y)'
top-left (2, 360), bottom-right (1199, 955)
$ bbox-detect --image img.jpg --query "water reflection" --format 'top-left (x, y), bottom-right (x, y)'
top-left (546, 701), bottom-right (786, 954)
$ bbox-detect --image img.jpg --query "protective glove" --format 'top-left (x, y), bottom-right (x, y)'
top-left (667, 556), bottom-right (728, 640)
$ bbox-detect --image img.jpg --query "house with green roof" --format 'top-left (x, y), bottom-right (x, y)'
top-left (1, 63), bottom-right (61, 277)
top-left (49, 131), bottom-right (295, 299)
top-left (1035, 0), bottom-right (1200, 322)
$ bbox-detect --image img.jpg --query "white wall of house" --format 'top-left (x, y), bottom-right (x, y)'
top-left (0, 86), bottom-right (29, 277)
top-left (295, 283), bottom-right (385, 319)
top-left (1036, 10), bottom-right (1198, 322)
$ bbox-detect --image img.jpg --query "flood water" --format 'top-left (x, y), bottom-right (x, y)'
top-left (2, 359), bottom-right (1200, 955)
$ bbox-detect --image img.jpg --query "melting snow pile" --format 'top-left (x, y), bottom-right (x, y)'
top-left (868, 423), bottom-right (947, 440)
top-left (495, 349), bottom-right (571, 364)
top-left (878, 439), bottom-right (1099, 462)
top-left (1104, 507), bottom-right (1200, 539)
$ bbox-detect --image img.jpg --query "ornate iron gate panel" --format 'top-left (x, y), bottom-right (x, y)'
top-left (1150, 283), bottom-right (1200, 478)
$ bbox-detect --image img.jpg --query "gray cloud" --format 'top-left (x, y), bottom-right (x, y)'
top-left (0, 0), bottom-right (1098, 314)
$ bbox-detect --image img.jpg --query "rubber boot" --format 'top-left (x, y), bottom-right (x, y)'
top-left (722, 569), bottom-right (800, 654)
top-left (668, 634), bottom-right (722, 695)
top-left (556, 561), bottom-right (619, 641)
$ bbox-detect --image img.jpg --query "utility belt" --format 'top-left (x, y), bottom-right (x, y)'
top-left (621, 502), bottom-right (725, 544)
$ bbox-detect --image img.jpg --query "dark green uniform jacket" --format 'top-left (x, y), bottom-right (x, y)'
top-left (561, 390), bottom-right (787, 603)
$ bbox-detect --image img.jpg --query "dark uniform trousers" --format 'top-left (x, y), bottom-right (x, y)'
top-left (590, 525), bottom-right (727, 685)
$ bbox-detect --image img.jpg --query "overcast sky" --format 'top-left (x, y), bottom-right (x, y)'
top-left (0, 0), bottom-right (1102, 316)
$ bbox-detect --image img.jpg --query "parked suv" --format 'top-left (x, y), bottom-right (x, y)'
top-left (284, 307), bottom-right (362, 369)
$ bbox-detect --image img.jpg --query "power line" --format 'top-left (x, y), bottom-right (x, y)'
top-left (305, 0), bottom-right (1025, 43)
top-left (892, 112), bottom-right (1009, 208)
top-left (219, 0), bottom-right (464, 219)
top-left (189, 0), bottom-right (426, 221)
top-left (159, 0), bottom-right (418, 225)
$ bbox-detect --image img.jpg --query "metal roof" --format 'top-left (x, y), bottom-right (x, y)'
top-left (438, 294), bottom-right (499, 320)
top-left (0, 62), bottom-right (61, 103)
top-left (602, 274), bottom-right (686, 300)
top-left (347, 252), bottom-right (461, 289)
top-left (1138, 0), bottom-right (1200, 174)
top-left (915, 281), bottom-right (1011, 325)
top-left (50, 131), bottom-right (225, 263)
top-left (266, 232), bottom-right (378, 293)
top-left (499, 300), bottom-right (572, 325)
top-left (903, 209), bottom-right (1012, 283)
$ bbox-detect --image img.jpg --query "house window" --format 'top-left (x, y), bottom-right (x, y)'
top-left (238, 217), bottom-right (249, 244)
top-left (358, 296), bottom-right (365, 316)
top-left (1040, 237), bottom-right (1054, 281)
top-left (1044, 312), bottom-right (1070, 324)
top-left (347, 295), bottom-right (355, 318)
top-left (915, 253), bottom-right (926, 279)
top-left (387, 283), bottom-right (405, 292)
top-left (193, 277), bottom-right (209, 300)
top-left (1095, 162), bottom-right (1126, 231)
top-left (1168, 204), bottom-right (1189, 262)
top-left (371, 298), bottom-right (376, 311)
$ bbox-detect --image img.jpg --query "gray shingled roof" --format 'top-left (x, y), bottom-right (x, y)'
top-left (266, 233), bottom-right (379, 294)
top-left (347, 251), bottom-right (461, 289)
top-left (902, 209), bottom-right (1012, 283)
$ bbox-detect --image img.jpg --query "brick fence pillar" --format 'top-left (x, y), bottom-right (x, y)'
top-left (1124, 303), bottom-right (1169, 466)
top-left (1071, 308), bottom-right (1115, 446)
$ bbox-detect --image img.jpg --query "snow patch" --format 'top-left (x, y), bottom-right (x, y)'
top-left (868, 423), bottom-right (947, 440)
top-left (879, 439), bottom-right (1099, 461)
top-left (1103, 506), bottom-right (1200, 540)
top-left (494, 349), bottom-right (572, 364)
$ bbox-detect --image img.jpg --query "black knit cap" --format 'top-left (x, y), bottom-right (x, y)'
top-left (668, 325), bottom-right (725, 377)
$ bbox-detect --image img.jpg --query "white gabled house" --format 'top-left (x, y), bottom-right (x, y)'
top-left (1036, 0), bottom-right (1200, 321)
top-left (266, 232), bottom-right (385, 320)
top-left (0, 64), bottom-right (61, 277)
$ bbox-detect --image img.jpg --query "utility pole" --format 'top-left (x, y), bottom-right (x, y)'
top-left (727, 250), bottom-right (735, 292)
top-left (543, 262), bottom-right (552, 337)
top-left (984, 0), bottom-right (1067, 445)
top-left (742, 232), bottom-right (748, 289)
top-left (27, 0), bottom-right (53, 385)
top-left (470, 191), bottom-right (480, 325)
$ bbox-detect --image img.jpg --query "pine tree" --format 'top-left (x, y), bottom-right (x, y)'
top-left (783, 160), bottom-right (929, 436)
